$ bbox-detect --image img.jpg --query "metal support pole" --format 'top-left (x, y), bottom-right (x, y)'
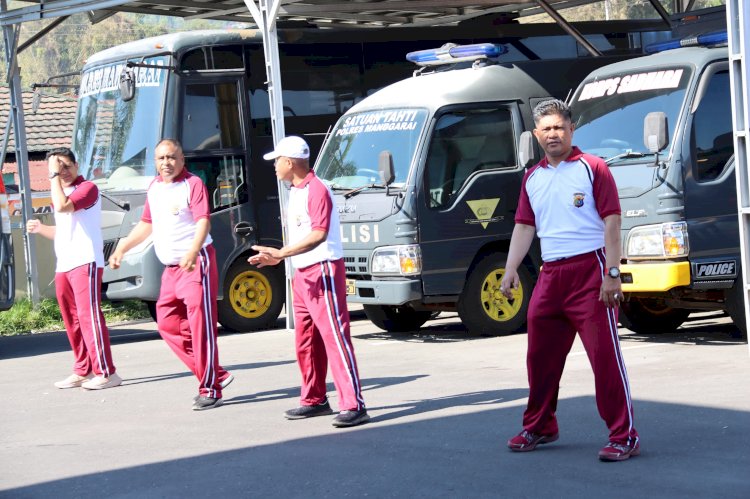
top-left (17, 15), bottom-right (68, 54)
top-left (534, 0), bottom-right (602, 57)
top-left (245, 0), bottom-right (294, 330)
top-left (646, 0), bottom-right (674, 28)
top-left (1, 0), bottom-right (40, 305)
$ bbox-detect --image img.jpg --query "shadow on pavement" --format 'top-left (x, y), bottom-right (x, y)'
top-left (620, 312), bottom-right (748, 346)
top-left (3, 397), bottom-right (748, 498)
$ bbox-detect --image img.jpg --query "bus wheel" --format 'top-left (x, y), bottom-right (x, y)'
top-left (619, 297), bottom-right (689, 334)
top-left (363, 305), bottom-right (432, 332)
top-left (457, 252), bottom-right (531, 335)
top-left (218, 260), bottom-right (284, 332)
top-left (725, 278), bottom-right (748, 339)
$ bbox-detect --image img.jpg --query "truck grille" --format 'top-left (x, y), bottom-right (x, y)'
top-left (344, 255), bottom-right (368, 276)
top-left (103, 238), bottom-right (119, 261)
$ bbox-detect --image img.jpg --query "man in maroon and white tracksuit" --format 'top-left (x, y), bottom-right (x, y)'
top-left (250, 136), bottom-right (368, 428)
top-left (27, 147), bottom-right (120, 391)
top-left (109, 139), bottom-right (232, 411)
top-left (501, 100), bottom-right (640, 461)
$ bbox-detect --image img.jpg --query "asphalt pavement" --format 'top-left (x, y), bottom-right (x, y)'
top-left (1, 311), bottom-right (749, 498)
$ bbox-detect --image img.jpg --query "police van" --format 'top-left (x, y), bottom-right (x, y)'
top-left (314, 43), bottom-right (628, 334)
top-left (568, 31), bottom-right (745, 336)
top-left (0, 174), bottom-right (14, 311)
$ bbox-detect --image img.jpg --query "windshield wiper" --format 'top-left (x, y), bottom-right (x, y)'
top-left (100, 191), bottom-right (130, 211)
top-left (605, 151), bottom-right (655, 165)
top-left (344, 184), bottom-right (387, 199)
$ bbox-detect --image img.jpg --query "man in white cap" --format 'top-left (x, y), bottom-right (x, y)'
top-left (249, 136), bottom-right (368, 428)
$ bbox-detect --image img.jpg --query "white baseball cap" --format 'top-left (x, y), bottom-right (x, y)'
top-left (263, 136), bottom-right (310, 160)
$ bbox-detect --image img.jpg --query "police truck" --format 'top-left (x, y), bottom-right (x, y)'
top-left (314, 43), bottom-right (630, 334)
top-left (568, 31), bottom-right (745, 336)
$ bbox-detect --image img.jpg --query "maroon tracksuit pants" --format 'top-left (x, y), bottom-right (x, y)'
top-left (293, 258), bottom-right (365, 412)
top-left (56, 263), bottom-right (116, 377)
top-left (523, 249), bottom-right (639, 446)
top-left (156, 245), bottom-right (229, 398)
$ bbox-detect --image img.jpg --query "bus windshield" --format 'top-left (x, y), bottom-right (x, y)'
top-left (316, 109), bottom-right (428, 190)
top-left (73, 57), bottom-right (168, 190)
top-left (571, 66), bottom-right (692, 162)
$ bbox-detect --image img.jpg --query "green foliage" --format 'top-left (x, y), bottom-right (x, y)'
top-left (0, 298), bottom-right (150, 335)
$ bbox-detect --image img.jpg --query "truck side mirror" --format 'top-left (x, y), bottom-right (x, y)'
top-left (518, 131), bottom-right (537, 168)
top-left (643, 112), bottom-right (668, 153)
top-left (119, 66), bottom-right (136, 102)
top-left (378, 150), bottom-right (395, 185)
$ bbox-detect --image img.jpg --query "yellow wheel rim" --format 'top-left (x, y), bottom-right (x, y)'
top-left (479, 267), bottom-right (523, 323)
top-left (228, 270), bottom-right (273, 319)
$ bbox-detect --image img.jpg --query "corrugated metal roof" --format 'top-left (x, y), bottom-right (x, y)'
top-left (2, 1), bottom-right (611, 28)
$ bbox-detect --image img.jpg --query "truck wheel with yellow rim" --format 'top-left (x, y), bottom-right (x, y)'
top-left (218, 259), bottom-right (285, 332)
top-left (458, 252), bottom-right (531, 335)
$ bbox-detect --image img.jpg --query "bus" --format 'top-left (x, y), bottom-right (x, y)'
top-left (75, 24), bottom-right (664, 331)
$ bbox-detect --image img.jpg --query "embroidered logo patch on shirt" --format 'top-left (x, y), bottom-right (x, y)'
top-left (573, 192), bottom-right (585, 208)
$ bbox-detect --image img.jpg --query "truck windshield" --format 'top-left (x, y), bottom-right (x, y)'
top-left (571, 66), bottom-right (691, 162)
top-left (73, 57), bottom-right (168, 190)
top-left (316, 109), bottom-right (428, 190)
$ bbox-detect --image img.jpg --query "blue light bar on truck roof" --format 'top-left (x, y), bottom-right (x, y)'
top-left (645, 31), bottom-right (728, 54)
top-left (406, 43), bottom-right (507, 66)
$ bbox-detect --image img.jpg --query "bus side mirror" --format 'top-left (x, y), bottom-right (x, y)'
top-left (378, 150), bottom-right (395, 185)
top-left (31, 87), bottom-right (42, 114)
top-left (119, 66), bottom-right (136, 102)
top-left (644, 112), bottom-right (668, 153)
top-left (519, 131), bottom-right (537, 168)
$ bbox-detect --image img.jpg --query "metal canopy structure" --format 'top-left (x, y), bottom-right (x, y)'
top-left (0, 0), bottom-right (665, 27)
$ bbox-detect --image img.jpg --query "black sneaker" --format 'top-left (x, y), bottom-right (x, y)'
top-left (284, 400), bottom-right (333, 420)
top-left (332, 409), bottom-right (370, 428)
top-left (192, 396), bottom-right (223, 411)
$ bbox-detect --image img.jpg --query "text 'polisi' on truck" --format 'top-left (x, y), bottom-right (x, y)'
top-left (568, 30), bottom-right (746, 337)
top-left (314, 43), bottom-right (630, 334)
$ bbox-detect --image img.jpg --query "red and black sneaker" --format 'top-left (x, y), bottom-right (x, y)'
top-left (598, 441), bottom-right (641, 462)
top-left (507, 430), bottom-right (559, 452)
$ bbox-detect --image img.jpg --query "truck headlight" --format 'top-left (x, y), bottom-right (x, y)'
top-left (371, 244), bottom-right (422, 276)
top-left (626, 221), bottom-right (689, 259)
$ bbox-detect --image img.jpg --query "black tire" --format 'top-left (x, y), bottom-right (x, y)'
top-left (218, 260), bottom-right (285, 332)
top-left (457, 252), bottom-right (532, 335)
top-left (619, 297), bottom-right (690, 334)
top-left (363, 304), bottom-right (432, 332)
top-left (725, 278), bottom-right (748, 339)
top-left (145, 301), bottom-right (158, 322)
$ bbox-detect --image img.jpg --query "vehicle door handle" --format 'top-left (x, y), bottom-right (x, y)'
top-left (234, 222), bottom-right (254, 237)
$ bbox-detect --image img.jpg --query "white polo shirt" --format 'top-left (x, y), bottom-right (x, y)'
top-left (142, 171), bottom-right (212, 266)
top-left (515, 147), bottom-right (620, 262)
top-left (287, 171), bottom-right (342, 269)
top-left (54, 177), bottom-right (104, 272)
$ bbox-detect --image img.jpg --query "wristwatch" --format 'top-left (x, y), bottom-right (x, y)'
top-left (607, 267), bottom-right (621, 279)
top-left (48, 172), bottom-right (60, 179)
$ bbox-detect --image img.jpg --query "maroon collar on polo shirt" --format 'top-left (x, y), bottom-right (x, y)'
top-left (538, 146), bottom-right (584, 168)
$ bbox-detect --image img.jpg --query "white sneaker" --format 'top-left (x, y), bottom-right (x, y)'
top-left (81, 372), bottom-right (122, 390)
top-left (54, 373), bottom-right (93, 389)
top-left (220, 373), bottom-right (235, 389)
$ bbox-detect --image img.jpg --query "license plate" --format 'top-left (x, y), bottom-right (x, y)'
top-left (346, 279), bottom-right (356, 295)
